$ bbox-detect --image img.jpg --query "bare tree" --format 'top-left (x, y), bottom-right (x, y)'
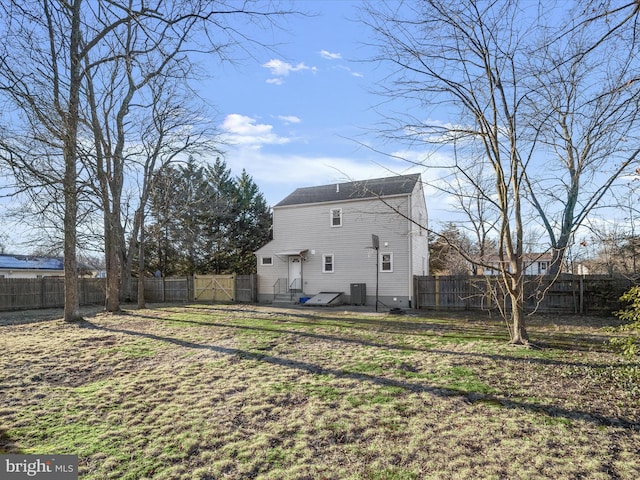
top-left (0, 1), bottom-right (295, 317)
top-left (80, 11), bottom-right (216, 312)
top-left (362, 0), bottom-right (640, 345)
top-left (447, 159), bottom-right (499, 274)
top-left (124, 77), bottom-right (216, 307)
top-left (522, 6), bottom-right (640, 274)
top-left (0, 0), bottom-right (124, 321)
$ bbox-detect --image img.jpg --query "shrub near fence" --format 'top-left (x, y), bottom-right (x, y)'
top-left (413, 275), bottom-right (636, 315)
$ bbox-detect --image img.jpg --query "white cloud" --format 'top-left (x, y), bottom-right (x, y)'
top-left (220, 114), bottom-right (291, 147)
top-left (218, 142), bottom-right (437, 207)
top-left (227, 148), bottom-right (395, 187)
top-left (319, 50), bottom-right (342, 60)
top-left (276, 115), bottom-right (301, 125)
top-left (334, 64), bottom-right (363, 78)
top-left (262, 59), bottom-right (317, 81)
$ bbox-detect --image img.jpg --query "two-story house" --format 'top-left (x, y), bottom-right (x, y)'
top-left (255, 174), bottom-right (429, 307)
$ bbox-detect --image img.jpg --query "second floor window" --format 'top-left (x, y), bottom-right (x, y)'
top-left (330, 208), bottom-right (342, 227)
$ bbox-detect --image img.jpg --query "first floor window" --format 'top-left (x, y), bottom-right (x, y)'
top-left (261, 256), bottom-right (273, 266)
top-left (323, 254), bottom-right (334, 273)
top-left (380, 252), bottom-right (393, 272)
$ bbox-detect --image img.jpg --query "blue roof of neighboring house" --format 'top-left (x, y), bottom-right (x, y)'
top-left (0, 254), bottom-right (64, 270)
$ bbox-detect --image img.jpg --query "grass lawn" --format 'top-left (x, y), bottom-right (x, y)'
top-left (1, 304), bottom-right (639, 479)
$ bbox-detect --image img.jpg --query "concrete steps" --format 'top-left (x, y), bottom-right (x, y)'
top-left (273, 293), bottom-right (300, 305)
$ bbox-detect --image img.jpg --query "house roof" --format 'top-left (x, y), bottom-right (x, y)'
top-left (479, 253), bottom-right (554, 264)
top-left (0, 254), bottom-right (64, 270)
top-left (274, 173), bottom-right (421, 207)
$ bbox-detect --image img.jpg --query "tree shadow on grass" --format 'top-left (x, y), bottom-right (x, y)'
top-left (0, 427), bottom-right (22, 454)
top-left (177, 304), bottom-right (616, 353)
top-left (127, 310), bottom-right (636, 372)
top-left (0, 305), bottom-right (104, 327)
top-left (78, 319), bottom-right (640, 431)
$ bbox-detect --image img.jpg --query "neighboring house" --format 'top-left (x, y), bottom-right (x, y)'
top-left (477, 253), bottom-right (558, 276)
top-left (255, 174), bottom-right (429, 307)
top-left (0, 254), bottom-right (64, 278)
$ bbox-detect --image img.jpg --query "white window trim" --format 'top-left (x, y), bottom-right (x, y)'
top-left (322, 254), bottom-right (335, 273)
top-left (380, 252), bottom-right (393, 272)
top-left (330, 208), bottom-right (342, 227)
top-left (260, 256), bottom-right (273, 266)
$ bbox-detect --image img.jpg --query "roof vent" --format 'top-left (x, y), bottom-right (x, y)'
top-left (336, 184), bottom-right (339, 193)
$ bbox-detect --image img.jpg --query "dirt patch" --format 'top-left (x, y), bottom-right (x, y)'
top-left (0, 305), bottom-right (105, 326)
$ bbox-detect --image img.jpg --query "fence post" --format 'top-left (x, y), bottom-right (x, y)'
top-left (252, 274), bottom-right (257, 302)
top-left (435, 275), bottom-right (440, 310)
top-left (40, 277), bottom-right (45, 308)
top-left (579, 275), bottom-right (584, 315)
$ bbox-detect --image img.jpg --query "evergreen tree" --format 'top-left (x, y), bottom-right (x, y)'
top-left (229, 170), bottom-right (272, 274)
top-left (144, 158), bottom-right (271, 275)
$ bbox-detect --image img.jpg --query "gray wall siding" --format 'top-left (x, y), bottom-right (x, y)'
top-left (410, 181), bottom-right (430, 279)
top-left (256, 195), bottom-right (415, 304)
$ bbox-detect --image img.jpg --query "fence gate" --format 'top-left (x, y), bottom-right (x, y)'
top-left (194, 274), bottom-right (236, 302)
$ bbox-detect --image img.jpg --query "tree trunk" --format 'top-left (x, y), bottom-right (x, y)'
top-left (63, 0), bottom-right (83, 323)
top-left (137, 211), bottom-right (146, 309)
top-left (509, 294), bottom-right (529, 345)
top-left (63, 168), bottom-right (81, 322)
top-left (104, 215), bottom-right (122, 312)
top-left (507, 270), bottom-right (529, 344)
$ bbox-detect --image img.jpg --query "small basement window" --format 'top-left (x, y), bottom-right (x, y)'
top-left (330, 208), bottom-right (342, 227)
top-left (260, 256), bottom-right (273, 266)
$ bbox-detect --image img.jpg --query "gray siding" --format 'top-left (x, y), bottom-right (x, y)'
top-left (256, 194), bottom-right (418, 306)
top-left (409, 180), bottom-right (430, 279)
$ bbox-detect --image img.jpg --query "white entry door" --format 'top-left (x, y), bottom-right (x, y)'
top-left (288, 256), bottom-right (302, 290)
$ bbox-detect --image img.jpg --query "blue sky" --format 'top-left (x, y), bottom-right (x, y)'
top-left (2, 0), bottom-right (448, 254)
top-left (202, 0), bottom-right (441, 209)
top-left (1, 0), bottom-right (635, 255)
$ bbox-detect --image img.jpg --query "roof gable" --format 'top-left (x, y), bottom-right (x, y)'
top-left (275, 173), bottom-right (421, 207)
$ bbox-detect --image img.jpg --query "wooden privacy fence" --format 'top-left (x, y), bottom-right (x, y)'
top-left (135, 274), bottom-right (256, 303)
top-left (0, 274), bottom-right (257, 312)
top-left (194, 274), bottom-right (235, 302)
top-left (0, 277), bottom-right (106, 311)
top-left (413, 275), bottom-right (636, 314)
top-left (133, 276), bottom-right (194, 303)
top-left (235, 274), bottom-right (257, 303)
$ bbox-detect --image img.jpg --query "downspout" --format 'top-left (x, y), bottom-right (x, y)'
top-left (408, 193), bottom-right (413, 308)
